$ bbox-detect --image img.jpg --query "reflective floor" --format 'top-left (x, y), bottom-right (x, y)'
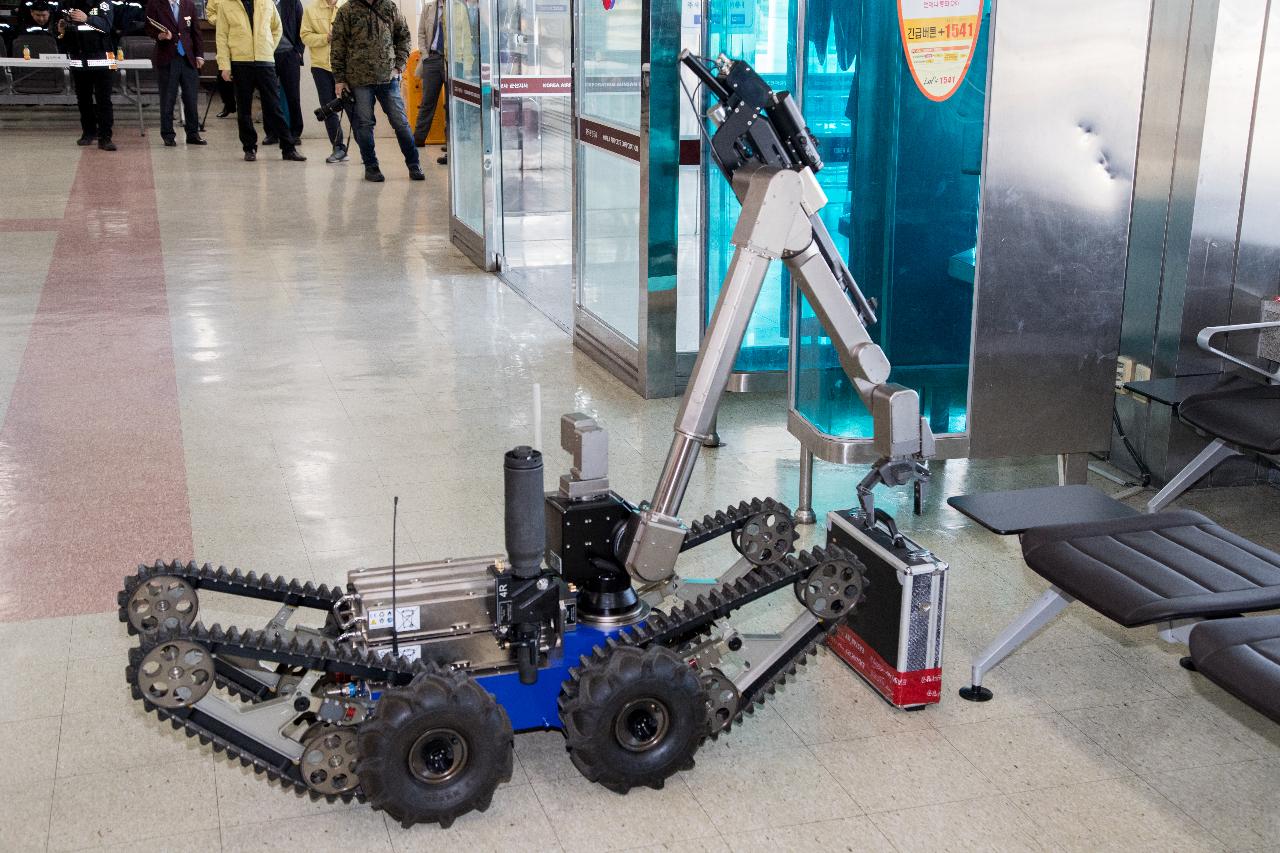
top-left (0, 121), bottom-right (1278, 852)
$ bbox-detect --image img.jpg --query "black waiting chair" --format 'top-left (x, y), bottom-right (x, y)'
top-left (1147, 317), bottom-right (1280, 513)
top-left (950, 487), bottom-right (1280, 723)
top-left (1189, 615), bottom-right (1280, 724)
top-left (10, 33), bottom-right (66, 96)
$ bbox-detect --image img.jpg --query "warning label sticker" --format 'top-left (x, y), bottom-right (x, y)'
top-left (368, 606), bottom-right (421, 632)
top-left (898, 0), bottom-right (983, 102)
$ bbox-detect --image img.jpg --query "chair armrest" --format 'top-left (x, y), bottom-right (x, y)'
top-left (1197, 321), bottom-right (1280, 383)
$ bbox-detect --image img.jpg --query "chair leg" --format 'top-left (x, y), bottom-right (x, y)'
top-left (959, 586), bottom-right (1074, 701)
top-left (1146, 438), bottom-right (1239, 513)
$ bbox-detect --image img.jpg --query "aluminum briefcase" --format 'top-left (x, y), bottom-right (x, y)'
top-left (825, 508), bottom-right (949, 710)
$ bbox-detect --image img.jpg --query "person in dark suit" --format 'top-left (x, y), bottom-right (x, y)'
top-left (57, 0), bottom-right (117, 149)
top-left (146, 0), bottom-right (207, 145)
top-left (272, 0), bottom-right (304, 143)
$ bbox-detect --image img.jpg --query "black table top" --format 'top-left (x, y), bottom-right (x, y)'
top-left (947, 485), bottom-right (1139, 536)
top-left (1124, 374), bottom-right (1225, 407)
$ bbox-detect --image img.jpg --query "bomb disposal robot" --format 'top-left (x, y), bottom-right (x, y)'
top-left (119, 52), bottom-right (934, 828)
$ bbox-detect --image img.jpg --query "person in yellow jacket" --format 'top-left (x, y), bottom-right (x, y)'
top-left (300, 0), bottom-right (349, 163)
top-left (215, 0), bottom-right (305, 161)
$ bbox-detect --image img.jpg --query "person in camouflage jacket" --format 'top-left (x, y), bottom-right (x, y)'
top-left (332, 0), bottom-right (423, 181)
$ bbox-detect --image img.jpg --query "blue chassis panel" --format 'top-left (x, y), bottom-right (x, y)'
top-left (474, 622), bottom-right (631, 732)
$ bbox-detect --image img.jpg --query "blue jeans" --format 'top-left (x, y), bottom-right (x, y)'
top-left (352, 80), bottom-right (420, 170)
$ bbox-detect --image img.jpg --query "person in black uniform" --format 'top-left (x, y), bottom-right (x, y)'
top-left (113, 0), bottom-right (147, 38)
top-left (58, 0), bottom-right (117, 149)
top-left (272, 0), bottom-right (303, 143)
top-left (16, 0), bottom-right (60, 40)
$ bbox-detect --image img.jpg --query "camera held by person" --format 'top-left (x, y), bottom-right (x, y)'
top-left (314, 88), bottom-right (354, 122)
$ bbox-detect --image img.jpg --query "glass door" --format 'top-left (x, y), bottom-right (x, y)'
top-left (494, 0), bottom-right (574, 330)
top-left (448, 0), bottom-right (500, 269)
top-left (573, 0), bottom-right (644, 351)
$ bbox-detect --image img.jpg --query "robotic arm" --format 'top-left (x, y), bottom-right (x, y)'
top-left (619, 52), bottom-right (934, 587)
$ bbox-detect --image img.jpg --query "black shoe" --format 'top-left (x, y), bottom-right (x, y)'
top-left (436, 155), bottom-right (447, 165)
top-left (263, 135), bottom-right (278, 146)
top-left (364, 166), bottom-right (385, 182)
top-left (77, 135), bottom-right (97, 146)
top-left (186, 136), bottom-right (207, 146)
top-left (408, 165), bottom-right (425, 181)
top-left (282, 149), bottom-right (307, 162)
top-left (98, 139), bottom-right (117, 151)
top-left (163, 137), bottom-right (177, 147)
top-left (244, 149), bottom-right (257, 162)
top-left (217, 108), bottom-right (234, 118)
top-left (414, 138), bottom-right (426, 148)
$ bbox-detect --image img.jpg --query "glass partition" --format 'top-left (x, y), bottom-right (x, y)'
top-left (792, 0), bottom-right (989, 440)
top-left (574, 0), bottom-right (644, 346)
top-left (703, 0), bottom-right (797, 375)
top-left (495, 0), bottom-right (574, 329)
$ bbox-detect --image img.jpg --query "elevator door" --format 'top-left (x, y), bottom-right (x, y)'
top-left (495, 0), bottom-right (574, 329)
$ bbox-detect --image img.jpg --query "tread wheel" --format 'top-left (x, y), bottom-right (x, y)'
top-left (559, 645), bottom-right (707, 794)
top-left (731, 504), bottom-right (799, 567)
top-left (357, 666), bottom-right (513, 828)
top-left (795, 552), bottom-right (868, 621)
top-left (124, 575), bottom-right (199, 635)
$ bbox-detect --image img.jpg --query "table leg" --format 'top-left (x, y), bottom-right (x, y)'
top-left (136, 71), bottom-right (145, 136)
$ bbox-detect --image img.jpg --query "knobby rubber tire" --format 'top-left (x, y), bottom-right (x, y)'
top-left (357, 666), bottom-right (513, 828)
top-left (559, 645), bottom-right (707, 794)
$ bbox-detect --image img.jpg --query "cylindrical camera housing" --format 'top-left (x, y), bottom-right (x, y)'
top-left (504, 446), bottom-right (545, 579)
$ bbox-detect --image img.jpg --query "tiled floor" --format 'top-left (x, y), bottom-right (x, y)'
top-left (1, 121), bottom-right (1278, 853)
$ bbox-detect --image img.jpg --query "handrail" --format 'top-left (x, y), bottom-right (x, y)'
top-left (1196, 320), bottom-right (1280, 383)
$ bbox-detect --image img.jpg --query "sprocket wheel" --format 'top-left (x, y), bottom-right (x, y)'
top-left (357, 666), bottom-right (513, 828)
top-left (300, 725), bottom-right (361, 797)
top-left (701, 668), bottom-right (740, 737)
top-left (795, 554), bottom-right (867, 621)
top-left (133, 638), bottom-right (214, 708)
top-left (125, 575), bottom-right (199, 635)
top-left (731, 505), bottom-right (799, 567)
top-left (559, 645), bottom-right (707, 794)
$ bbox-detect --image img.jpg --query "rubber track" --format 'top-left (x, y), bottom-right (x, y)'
top-left (126, 622), bottom-right (423, 803)
top-left (118, 560), bottom-right (344, 636)
top-left (560, 544), bottom-right (864, 736)
top-left (681, 497), bottom-right (791, 551)
top-left (123, 505), bottom-right (861, 796)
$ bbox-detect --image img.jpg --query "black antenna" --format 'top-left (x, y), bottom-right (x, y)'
top-left (391, 495), bottom-right (399, 657)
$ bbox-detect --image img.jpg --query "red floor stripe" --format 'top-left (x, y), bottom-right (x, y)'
top-left (0, 141), bottom-right (192, 622)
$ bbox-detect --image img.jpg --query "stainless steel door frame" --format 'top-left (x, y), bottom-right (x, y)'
top-left (479, 0), bottom-right (504, 268)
